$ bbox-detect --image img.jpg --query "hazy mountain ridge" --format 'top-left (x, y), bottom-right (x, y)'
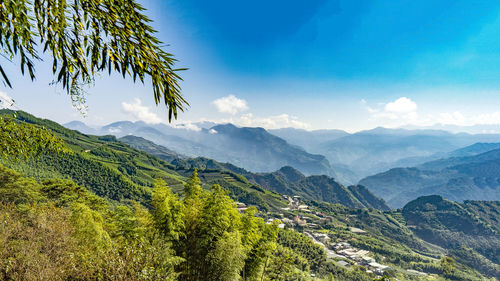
top-left (65, 121), bottom-right (338, 179)
top-left (275, 127), bottom-right (500, 183)
top-left (120, 135), bottom-right (390, 210)
top-left (360, 145), bottom-right (500, 208)
top-left (269, 127), bottom-right (349, 151)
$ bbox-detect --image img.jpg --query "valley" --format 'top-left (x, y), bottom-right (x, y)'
top-left (3, 110), bottom-right (500, 280)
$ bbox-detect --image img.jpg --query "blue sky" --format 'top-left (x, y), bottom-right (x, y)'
top-left (3, 0), bottom-right (500, 132)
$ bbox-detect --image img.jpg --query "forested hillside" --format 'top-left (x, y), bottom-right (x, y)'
top-left (360, 147), bottom-right (500, 208)
top-left (120, 135), bottom-right (390, 210)
top-left (1, 110), bottom-right (500, 280)
top-left (403, 196), bottom-right (500, 278)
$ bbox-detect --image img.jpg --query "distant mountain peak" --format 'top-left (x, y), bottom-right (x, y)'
top-left (275, 166), bottom-right (305, 183)
top-left (65, 120), bottom-right (86, 126)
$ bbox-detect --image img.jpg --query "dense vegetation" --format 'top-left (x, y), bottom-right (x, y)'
top-left (403, 195), bottom-right (500, 278)
top-left (0, 158), bottom-right (383, 280)
top-left (2, 110), bottom-right (500, 280)
top-left (360, 146), bottom-right (500, 208)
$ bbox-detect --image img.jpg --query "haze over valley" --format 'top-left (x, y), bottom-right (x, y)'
top-left (67, 119), bottom-right (500, 184)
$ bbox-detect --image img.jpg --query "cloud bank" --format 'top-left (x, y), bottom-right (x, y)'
top-left (121, 98), bottom-right (163, 124)
top-left (208, 95), bottom-right (310, 129)
top-left (239, 113), bottom-right (310, 129)
top-left (363, 96), bottom-right (500, 129)
top-left (212, 95), bottom-right (249, 115)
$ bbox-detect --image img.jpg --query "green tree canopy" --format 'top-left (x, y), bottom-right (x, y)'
top-left (151, 178), bottom-right (184, 241)
top-left (0, 0), bottom-right (186, 119)
top-left (0, 117), bottom-right (69, 159)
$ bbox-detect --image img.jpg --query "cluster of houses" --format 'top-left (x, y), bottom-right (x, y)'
top-left (238, 196), bottom-right (392, 276)
top-left (331, 240), bottom-right (390, 275)
top-left (279, 213), bottom-right (332, 229)
top-left (281, 195), bottom-right (310, 212)
top-left (306, 232), bottom-right (391, 275)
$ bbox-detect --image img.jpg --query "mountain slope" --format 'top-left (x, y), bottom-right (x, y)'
top-left (208, 124), bottom-right (334, 176)
top-left (276, 127), bottom-right (500, 183)
top-left (360, 147), bottom-right (500, 208)
top-left (403, 195), bottom-right (500, 278)
top-left (119, 135), bottom-right (185, 163)
top-left (65, 121), bottom-right (338, 178)
top-left (120, 136), bottom-right (390, 210)
top-left (1, 110), bottom-right (287, 211)
top-left (447, 142), bottom-right (500, 158)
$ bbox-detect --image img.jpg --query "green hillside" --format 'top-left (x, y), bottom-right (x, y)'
top-left (0, 110), bottom-right (287, 211)
top-left (120, 135), bottom-right (390, 210)
top-left (403, 195), bottom-right (500, 278)
top-left (360, 147), bottom-right (500, 208)
top-left (2, 110), bottom-right (500, 280)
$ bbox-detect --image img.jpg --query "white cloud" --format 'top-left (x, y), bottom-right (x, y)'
top-left (238, 113), bottom-right (310, 129)
top-left (0, 91), bottom-right (14, 109)
top-left (384, 97), bottom-right (417, 113)
top-left (121, 98), bottom-right (163, 124)
top-left (173, 122), bottom-right (202, 132)
top-left (471, 112), bottom-right (500, 125)
top-left (363, 97), bottom-right (431, 127)
top-left (437, 111), bottom-right (500, 126)
top-left (107, 128), bottom-right (122, 134)
top-left (209, 129), bottom-right (218, 134)
top-left (438, 111), bottom-right (467, 125)
top-left (209, 95), bottom-right (307, 129)
top-left (363, 96), bottom-right (500, 129)
top-left (187, 113), bottom-right (310, 130)
top-left (212, 95), bottom-right (249, 115)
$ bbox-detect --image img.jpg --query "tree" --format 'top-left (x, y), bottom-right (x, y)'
top-left (0, 116), bottom-right (69, 159)
top-left (179, 170), bottom-right (205, 278)
top-left (264, 244), bottom-right (308, 281)
top-left (0, 0), bottom-right (186, 119)
top-left (0, 164), bottom-right (44, 204)
top-left (440, 256), bottom-right (456, 276)
top-left (184, 169), bottom-right (202, 198)
top-left (179, 184), bottom-right (245, 281)
top-left (205, 231), bottom-right (246, 281)
top-left (70, 202), bottom-right (110, 252)
top-left (240, 207), bottom-right (278, 281)
top-left (151, 178), bottom-right (184, 242)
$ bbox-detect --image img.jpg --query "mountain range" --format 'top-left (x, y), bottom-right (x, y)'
top-left (65, 119), bottom-right (500, 208)
top-left (360, 143), bottom-right (500, 208)
top-left (65, 121), bottom-right (338, 179)
top-left (7, 110), bottom-right (500, 279)
top-left (67, 121), bottom-right (500, 184)
top-left (296, 127), bottom-right (500, 182)
top-left (0, 111), bottom-right (388, 211)
top-left (120, 135), bottom-right (390, 210)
